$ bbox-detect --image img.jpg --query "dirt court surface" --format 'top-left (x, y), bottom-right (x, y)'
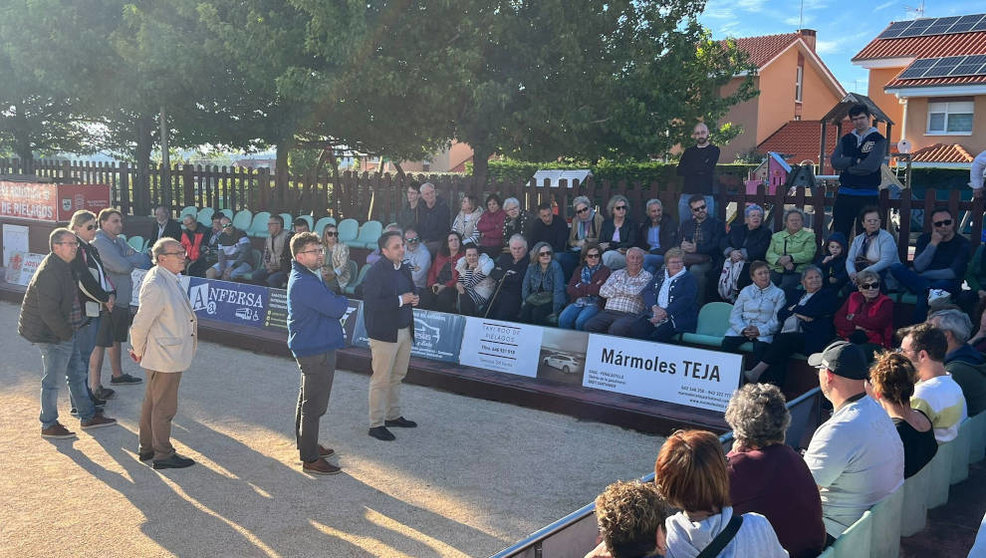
top-left (0, 301), bottom-right (661, 557)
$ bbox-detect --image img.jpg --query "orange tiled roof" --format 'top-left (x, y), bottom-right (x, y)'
top-left (757, 120), bottom-right (841, 172)
top-left (853, 30), bottom-right (986, 61)
top-left (726, 33), bottom-right (801, 68)
top-left (886, 74), bottom-right (986, 88)
top-left (910, 143), bottom-right (975, 163)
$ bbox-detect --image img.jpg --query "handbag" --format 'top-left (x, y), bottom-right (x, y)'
top-left (683, 252), bottom-right (711, 266)
top-left (525, 291), bottom-right (553, 307)
top-left (696, 514), bottom-right (743, 558)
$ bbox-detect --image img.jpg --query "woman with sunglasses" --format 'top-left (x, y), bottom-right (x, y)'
top-left (834, 270), bottom-right (894, 357)
top-left (520, 241), bottom-right (566, 325)
top-left (599, 195), bottom-right (637, 270)
top-left (419, 231), bottom-right (465, 313)
top-left (561, 196), bottom-right (604, 279)
top-left (69, 210), bottom-right (116, 409)
top-left (558, 243), bottom-right (611, 330)
top-left (320, 225), bottom-right (351, 293)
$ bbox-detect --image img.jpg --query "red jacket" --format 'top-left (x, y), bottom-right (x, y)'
top-left (477, 210), bottom-right (507, 248)
top-left (180, 227), bottom-right (211, 262)
top-left (427, 251), bottom-right (465, 288)
top-left (566, 265), bottom-right (611, 303)
top-left (834, 292), bottom-right (894, 347)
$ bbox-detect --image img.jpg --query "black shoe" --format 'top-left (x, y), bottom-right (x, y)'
top-left (384, 417), bottom-right (417, 428)
top-left (152, 454), bottom-right (195, 469)
top-left (138, 449), bottom-right (154, 461)
top-left (110, 373), bottom-right (143, 385)
top-left (368, 426), bottom-right (396, 441)
top-left (94, 386), bottom-right (116, 400)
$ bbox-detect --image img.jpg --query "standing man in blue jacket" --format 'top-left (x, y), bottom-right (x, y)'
top-left (362, 230), bottom-right (419, 441)
top-left (830, 104), bottom-right (887, 237)
top-left (287, 232), bottom-right (349, 475)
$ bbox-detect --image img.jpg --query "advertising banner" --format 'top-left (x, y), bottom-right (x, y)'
top-left (2, 224), bottom-right (29, 267)
top-left (352, 308), bottom-right (466, 363)
top-left (582, 334), bottom-right (743, 413)
top-left (130, 268), bottom-right (190, 307)
top-left (0, 182), bottom-right (57, 221)
top-left (186, 276), bottom-right (268, 329)
top-left (263, 288), bottom-right (361, 343)
top-left (459, 317), bottom-right (545, 378)
top-left (536, 328), bottom-right (589, 386)
top-left (55, 184), bottom-right (111, 221)
top-left (3, 252), bottom-right (45, 286)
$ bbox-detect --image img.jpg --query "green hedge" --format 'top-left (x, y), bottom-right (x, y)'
top-left (486, 158), bottom-right (757, 185)
top-left (908, 167), bottom-right (974, 197)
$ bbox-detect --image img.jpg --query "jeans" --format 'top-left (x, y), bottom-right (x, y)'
top-left (38, 333), bottom-right (95, 428)
top-left (70, 316), bottom-right (101, 410)
top-left (889, 263), bottom-right (960, 322)
top-left (556, 251), bottom-right (580, 281)
top-left (295, 351), bottom-right (336, 462)
top-left (251, 268), bottom-right (288, 288)
top-left (558, 303), bottom-right (601, 330)
top-left (643, 254), bottom-right (664, 275)
top-left (678, 194), bottom-right (715, 224)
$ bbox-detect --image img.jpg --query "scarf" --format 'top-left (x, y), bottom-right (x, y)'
top-left (580, 263), bottom-right (601, 285)
top-left (577, 210), bottom-right (596, 240)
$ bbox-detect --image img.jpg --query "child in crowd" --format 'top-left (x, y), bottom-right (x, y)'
top-left (816, 232), bottom-right (849, 296)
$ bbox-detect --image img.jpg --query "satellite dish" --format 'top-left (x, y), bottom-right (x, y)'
top-left (898, 139), bottom-right (912, 154)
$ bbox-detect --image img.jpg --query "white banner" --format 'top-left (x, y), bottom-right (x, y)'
top-left (2, 224), bottom-right (29, 267)
top-left (130, 268), bottom-right (190, 308)
top-left (3, 251), bottom-right (44, 286)
top-left (582, 334), bottom-right (743, 412)
top-left (459, 317), bottom-right (545, 378)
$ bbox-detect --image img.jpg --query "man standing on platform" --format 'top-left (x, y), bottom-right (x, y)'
top-left (286, 232), bottom-right (349, 475)
top-left (675, 122), bottom-right (720, 222)
top-left (362, 231), bottom-right (419, 441)
top-left (416, 182), bottom-right (450, 256)
top-left (129, 238), bottom-right (197, 469)
top-left (830, 104), bottom-right (886, 237)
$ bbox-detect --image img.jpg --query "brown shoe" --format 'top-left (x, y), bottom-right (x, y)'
top-left (318, 444), bottom-right (335, 458)
top-left (303, 457), bottom-right (341, 476)
top-left (81, 414), bottom-right (118, 430)
top-left (41, 422), bottom-right (76, 439)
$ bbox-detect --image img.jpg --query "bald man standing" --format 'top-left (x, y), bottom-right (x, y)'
top-left (675, 122), bottom-right (720, 223)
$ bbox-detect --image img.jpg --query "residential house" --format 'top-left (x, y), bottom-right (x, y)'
top-left (718, 29), bottom-right (847, 164)
top-left (852, 13), bottom-right (986, 166)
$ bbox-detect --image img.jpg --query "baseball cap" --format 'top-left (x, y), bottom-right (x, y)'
top-left (808, 340), bottom-right (869, 380)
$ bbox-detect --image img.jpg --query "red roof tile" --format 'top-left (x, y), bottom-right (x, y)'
top-left (853, 31), bottom-right (986, 61)
top-left (886, 74), bottom-right (986, 88)
top-left (757, 120), bottom-right (842, 173)
top-left (725, 33), bottom-right (801, 68)
top-left (910, 143), bottom-right (975, 163)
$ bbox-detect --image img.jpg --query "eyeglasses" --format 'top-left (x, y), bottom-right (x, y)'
top-left (222, 223), bottom-right (232, 228)
top-left (859, 282), bottom-right (880, 290)
top-left (267, 222), bottom-right (279, 227)
top-left (299, 248), bottom-right (325, 255)
top-left (405, 237), bottom-right (420, 243)
top-left (324, 231), bottom-right (338, 237)
top-left (576, 207), bottom-right (589, 214)
top-left (538, 251), bottom-right (553, 257)
top-left (54, 241), bottom-right (80, 247)
top-left (585, 253), bottom-right (601, 259)
top-left (613, 205), bottom-right (627, 211)
top-left (933, 219), bottom-right (952, 227)
top-left (691, 205), bottom-right (707, 212)
top-left (162, 251), bottom-right (187, 258)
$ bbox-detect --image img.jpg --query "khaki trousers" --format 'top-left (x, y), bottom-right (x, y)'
top-left (139, 370), bottom-right (183, 460)
top-left (368, 327), bottom-right (412, 427)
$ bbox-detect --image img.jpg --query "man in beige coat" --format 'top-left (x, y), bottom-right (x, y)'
top-left (129, 238), bottom-right (198, 469)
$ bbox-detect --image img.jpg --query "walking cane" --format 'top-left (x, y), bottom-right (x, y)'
top-left (483, 270), bottom-right (516, 318)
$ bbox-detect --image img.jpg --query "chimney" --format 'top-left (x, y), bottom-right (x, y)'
top-left (798, 29), bottom-right (817, 51)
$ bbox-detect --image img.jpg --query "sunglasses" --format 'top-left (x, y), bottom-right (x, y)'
top-left (539, 251), bottom-right (553, 257)
top-left (859, 282), bottom-right (880, 290)
top-left (691, 205), bottom-right (707, 212)
top-left (576, 207), bottom-right (589, 214)
top-left (324, 231), bottom-right (338, 237)
top-left (585, 253), bottom-right (601, 259)
top-left (933, 219), bottom-right (952, 227)
top-left (405, 237), bottom-right (420, 243)
top-left (613, 205), bottom-right (627, 211)
top-left (222, 223), bottom-right (232, 228)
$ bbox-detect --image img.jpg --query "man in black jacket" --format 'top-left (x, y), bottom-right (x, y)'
top-left (19, 228), bottom-right (117, 439)
top-left (830, 104), bottom-right (886, 237)
top-left (362, 231), bottom-right (419, 441)
top-left (675, 122), bottom-right (720, 222)
top-left (416, 182), bottom-right (451, 255)
top-left (149, 204), bottom-right (183, 245)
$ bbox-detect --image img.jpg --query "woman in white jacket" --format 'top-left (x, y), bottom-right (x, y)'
top-left (656, 429), bottom-right (788, 558)
top-left (455, 244), bottom-right (495, 315)
top-left (721, 261), bottom-right (786, 363)
top-left (452, 194), bottom-right (484, 246)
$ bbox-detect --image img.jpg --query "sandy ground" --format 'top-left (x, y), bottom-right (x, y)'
top-left (0, 301), bottom-right (662, 557)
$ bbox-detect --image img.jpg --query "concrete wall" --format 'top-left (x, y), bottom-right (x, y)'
top-left (719, 76), bottom-right (761, 162)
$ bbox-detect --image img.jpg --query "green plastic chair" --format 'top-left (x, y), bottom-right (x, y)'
top-left (950, 417), bottom-right (972, 484)
top-left (337, 219), bottom-right (359, 246)
top-left (901, 463), bottom-right (931, 536)
top-left (829, 510), bottom-right (873, 558)
top-left (969, 411), bottom-right (986, 464)
top-left (127, 235), bottom-right (146, 253)
top-left (345, 263), bottom-right (372, 296)
top-left (179, 206), bottom-right (198, 220)
top-left (314, 216), bottom-right (336, 236)
top-left (339, 260), bottom-right (359, 294)
top-left (279, 213), bottom-right (293, 230)
top-left (248, 211), bottom-right (271, 238)
top-left (197, 207), bottom-right (215, 227)
top-left (927, 440), bottom-right (954, 509)
top-left (232, 209), bottom-right (253, 232)
top-left (680, 302), bottom-right (733, 347)
top-left (220, 208), bottom-right (234, 220)
top-left (869, 487), bottom-right (904, 558)
top-left (354, 220), bottom-right (383, 249)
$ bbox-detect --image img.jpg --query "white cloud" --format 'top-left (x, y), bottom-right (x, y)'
top-left (736, 0), bottom-right (767, 13)
top-left (784, 15), bottom-right (815, 26)
top-left (875, 1), bottom-right (896, 11)
top-left (815, 39), bottom-right (844, 55)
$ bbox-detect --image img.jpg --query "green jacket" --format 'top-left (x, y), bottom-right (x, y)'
top-left (965, 244), bottom-right (986, 293)
top-left (766, 228), bottom-right (817, 273)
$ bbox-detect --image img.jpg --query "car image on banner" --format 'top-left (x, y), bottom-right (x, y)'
top-left (536, 327), bottom-right (589, 386)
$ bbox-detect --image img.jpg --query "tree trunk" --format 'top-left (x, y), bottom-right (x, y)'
top-left (10, 104), bottom-right (34, 173)
top-left (471, 144), bottom-right (492, 186)
top-left (134, 114), bottom-right (155, 215)
top-left (275, 141), bottom-right (291, 209)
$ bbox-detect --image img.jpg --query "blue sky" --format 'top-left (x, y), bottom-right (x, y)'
top-left (698, 0), bottom-right (985, 94)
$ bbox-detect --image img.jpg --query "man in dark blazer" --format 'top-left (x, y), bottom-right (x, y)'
top-left (362, 231), bottom-right (419, 441)
top-left (149, 204), bottom-right (183, 245)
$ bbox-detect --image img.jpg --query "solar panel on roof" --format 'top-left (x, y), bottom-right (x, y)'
top-left (973, 17), bottom-right (986, 31)
top-left (878, 14), bottom-right (986, 39)
top-left (878, 21), bottom-right (913, 39)
top-left (897, 55), bottom-right (986, 80)
top-left (923, 56), bottom-right (965, 78)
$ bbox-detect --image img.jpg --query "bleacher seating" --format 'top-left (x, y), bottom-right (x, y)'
top-left (279, 213), bottom-right (293, 230)
top-left (248, 211), bottom-right (271, 238)
top-left (869, 485), bottom-right (904, 558)
top-left (352, 220), bottom-right (383, 249)
top-left (314, 216), bottom-right (335, 236)
top-left (680, 302), bottom-right (733, 347)
top-left (298, 214), bottom-right (314, 231)
top-left (232, 209), bottom-right (252, 232)
top-left (345, 263), bottom-right (372, 295)
top-left (197, 207), bottom-right (214, 226)
top-left (127, 235), bottom-right (146, 253)
top-left (820, 510), bottom-right (872, 558)
top-left (337, 218), bottom-right (359, 246)
top-left (219, 208), bottom-right (234, 220)
top-left (179, 206), bottom-right (197, 220)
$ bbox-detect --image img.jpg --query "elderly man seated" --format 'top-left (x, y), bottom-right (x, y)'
top-left (608, 248), bottom-right (698, 342)
top-left (928, 309), bottom-right (986, 416)
top-left (583, 247), bottom-right (653, 335)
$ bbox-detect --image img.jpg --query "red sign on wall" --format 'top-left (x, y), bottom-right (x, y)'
top-left (0, 182), bottom-right (111, 222)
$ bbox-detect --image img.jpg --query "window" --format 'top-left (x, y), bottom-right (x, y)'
top-left (927, 100), bottom-right (974, 134)
top-left (795, 65), bottom-right (803, 103)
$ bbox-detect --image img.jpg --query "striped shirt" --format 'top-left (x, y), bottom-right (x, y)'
top-left (912, 374), bottom-right (968, 443)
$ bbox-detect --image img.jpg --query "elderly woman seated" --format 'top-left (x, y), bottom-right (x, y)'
top-left (866, 351), bottom-right (938, 478)
top-left (743, 265), bottom-right (836, 385)
top-left (599, 194), bottom-right (637, 270)
top-left (558, 243), bottom-right (611, 330)
top-left (520, 241), bottom-right (566, 325)
top-left (719, 203), bottom-right (771, 301)
top-left (834, 270), bottom-right (894, 359)
top-left (766, 208), bottom-right (817, 291)
top-left (656, 430), bottom-right (788, 557)
top-left (501, 197), bottom-right (533, 253)
top-left (455, 244), bottom-right (496, 316)
top-left (721, 261), bottom-right (786, 363)
top-left (609, 248), bottom-right (698, 342)
top-left (725, 384), bottom-right (826, 558)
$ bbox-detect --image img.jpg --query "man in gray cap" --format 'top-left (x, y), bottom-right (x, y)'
top-left (802, 340), bottom-right (904, 541)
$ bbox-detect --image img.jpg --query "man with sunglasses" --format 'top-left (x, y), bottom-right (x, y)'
top-left (402, 227), bottom-right (431, 289)
top-left (677, 195), bottom-right (724, 305)
top-left (890, 207), bottom-right (970, 322)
